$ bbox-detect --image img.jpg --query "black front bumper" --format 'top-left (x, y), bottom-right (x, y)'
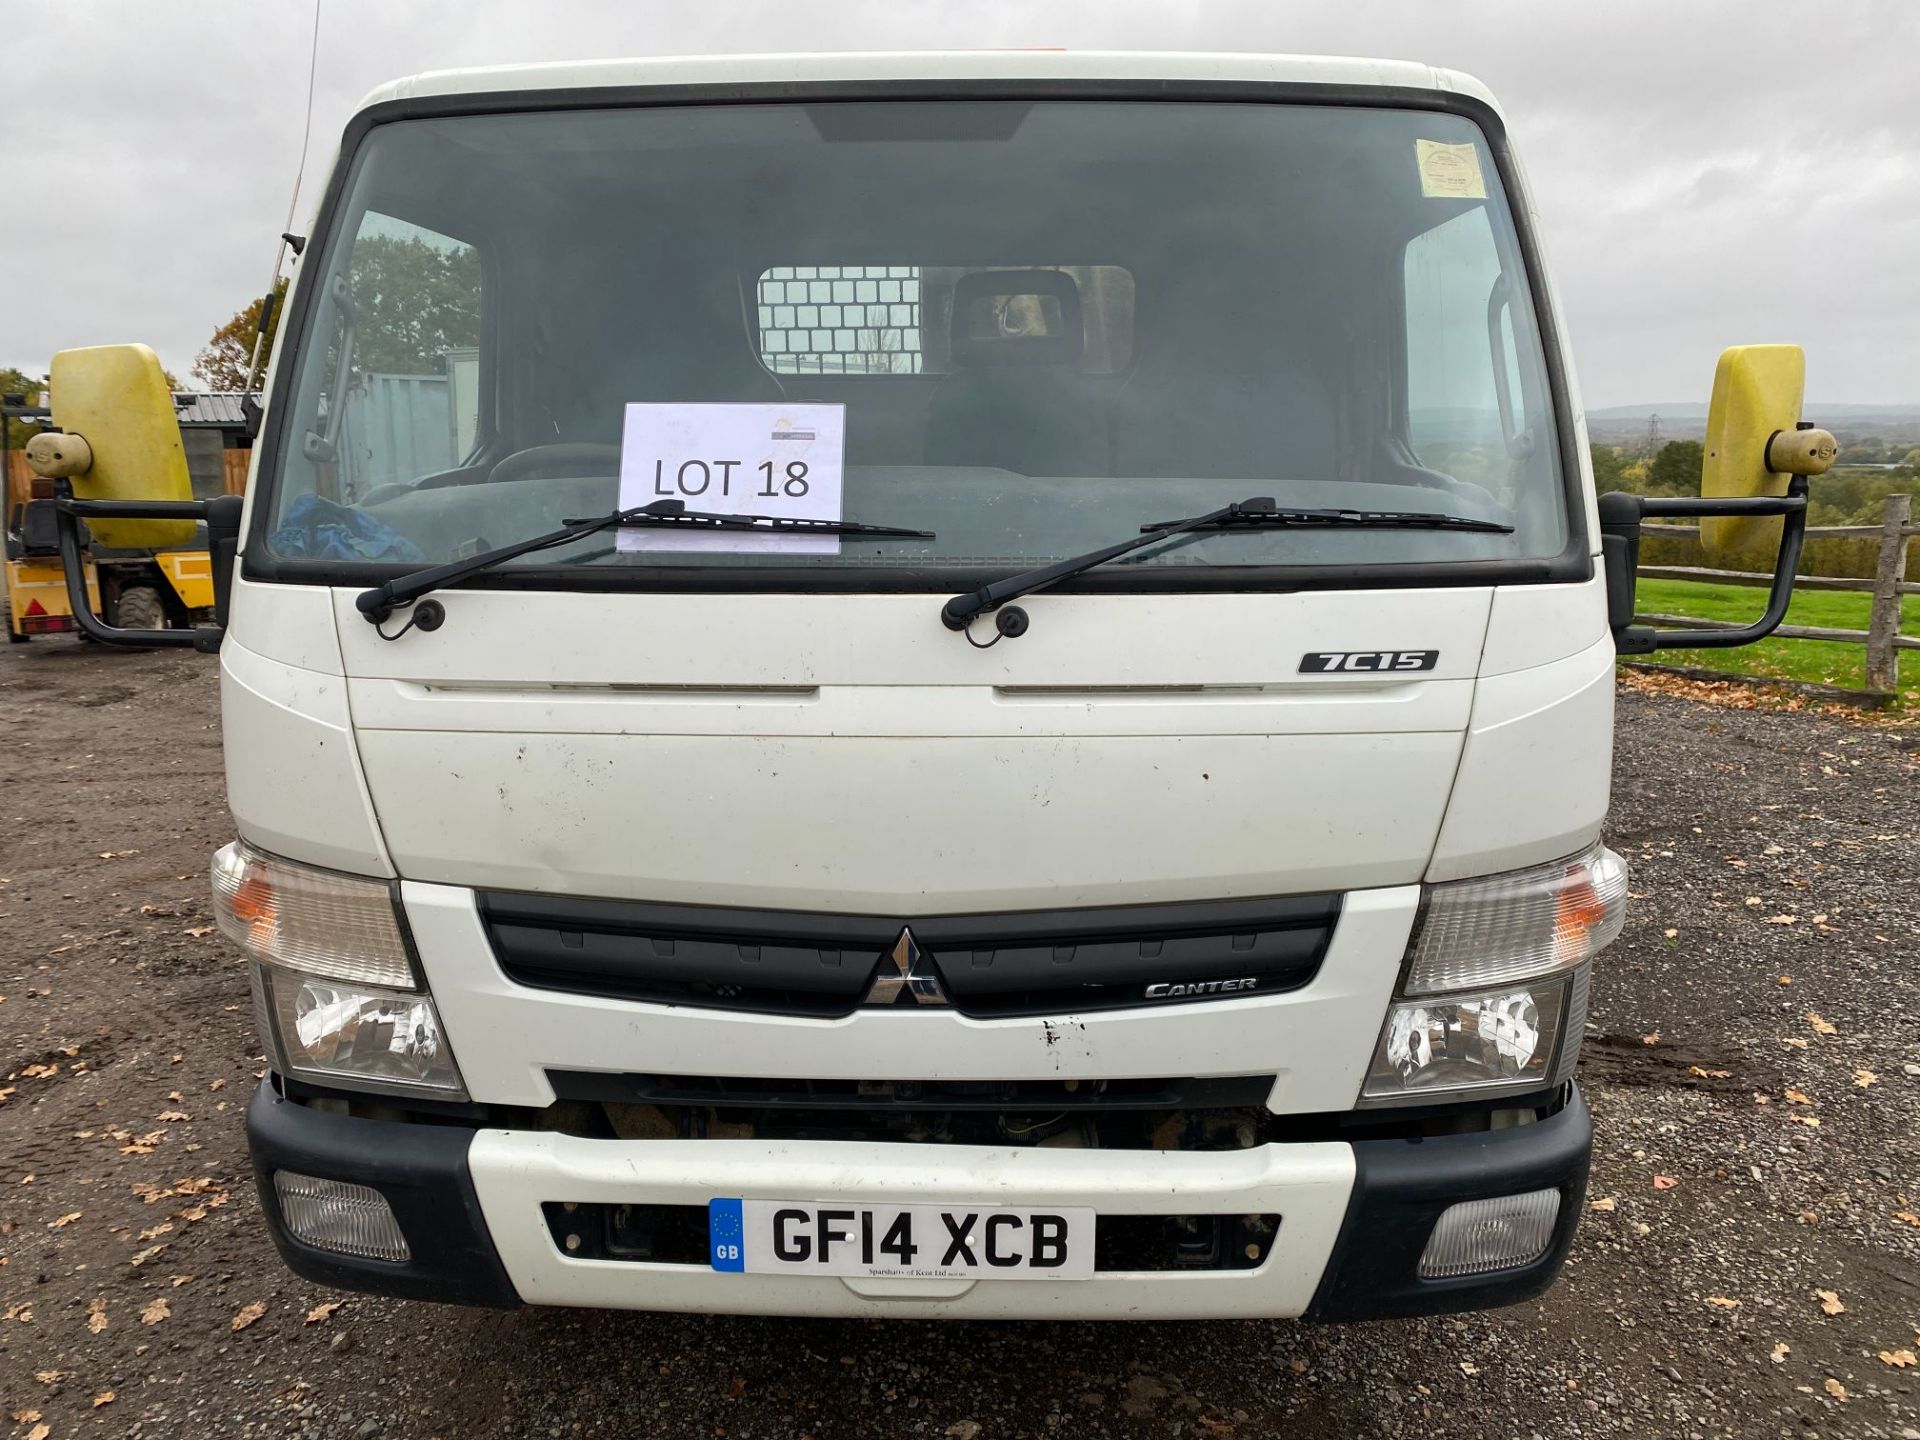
top-left (246, 1083), bottom-right (519, 1308)
top-left (247, 1080), bottom-right (1590, 1318)
top-left (1306, 1087), bottom-right (1592, 1320)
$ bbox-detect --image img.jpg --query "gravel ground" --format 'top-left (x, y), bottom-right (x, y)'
top-left (2, 642), bottom-right (1917, 1439)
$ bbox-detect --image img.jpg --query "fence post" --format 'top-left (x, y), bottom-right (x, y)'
top-left (1865, 492), bottom-right (1912, 694)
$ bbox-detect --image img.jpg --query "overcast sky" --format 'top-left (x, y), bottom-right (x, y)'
top-left (8, 0), bottom-right (1914, 410)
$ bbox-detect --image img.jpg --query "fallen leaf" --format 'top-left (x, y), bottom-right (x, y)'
top-left (49, 1211), bottom-right (82, 1229)
top-left (93, 1390), bottom-right (115, 1407)
top-left (155, 1110), bottom-right (190, 1122)
top-left (1817, 1289), bottom-right (1846, 1316)
top-left (3, 1303), bottom-right (33, 1323)
top-left (231, 1300), bottom-right (266, 1331)
top-left (1785, 1088), bottom-right (1813, 1105)
top-left (128, 1244), bottom-right (167, 1267)
top-left (28, 1424), bottom-right (50, 1440)
top-left (140, 1297), bottom-right (170, 1325)
top-left (1458, 1360), bottom-right (1479, 1376)
top-left (11, 1411), bottom-right (40, 1424)
top-left (1777, 975), bottom-right (1793, 986)
top-left (1854, 1069), bottom-right (1878, 1089)
top-left (1781, 1037), bottom-right (1809, 1050)
top-left (1688, 1065), bottom-right (1732, 1079)
top-left (1771, 1342), bottom-right (1791, 1364)
top-left (1652, 1175), bottom-right (1679, 1191)
top-left (33, 1371), bottom-right (67, 1386)
top-left (137, 1223), bottom-right (173, 1242)
top-left (183, 925), bottom-right (215, 938)
top-left (305, 1300), bottom-right (344, 1324)
top-left (1789, 1114), bottom-right (1821, 1128)
top-left (86, 1296), bottom-right (107, 1333)
top-left (1589, 1197), bottom-right (1617, 1212)
top-left (1663, 927), bottom-right (1679, 939)
top-left (1894, 1212), bottom-right (1920, 1229)
top-left (1196, 1419), bottom-right (1234, 1437)
top-left (208, 1078), bottom-right (226, 1091)
top-left (1825, 1378), bottom-right (1848, 1402)
top-left (1707, 1296), bottom-right (1741, 1309)
top-left (1641, 1031), bottom-right (1662, 1046)
top-left (1745, 896), bottom-right (1764, 907)
top-left (1765, 915), bottom-right (1798, 925)
top-left (169, 1274), bottom-right (192, 1287)
top-left (1880, 1349), bottom-right (1916, 1368)
top-left (1807, 1013), bottom-right (1838, 1036)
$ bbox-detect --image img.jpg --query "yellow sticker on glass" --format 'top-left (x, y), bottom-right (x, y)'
top-left (1416, 139), bottom-right (1487, 200)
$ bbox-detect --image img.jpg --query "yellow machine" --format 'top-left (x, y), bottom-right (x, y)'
top-left (4, 349), bottom-right (222, 643)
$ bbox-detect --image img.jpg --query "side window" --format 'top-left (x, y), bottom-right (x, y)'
top-left (1402, 207), bottom-right (1533, 501)
top-left (313, 213), bottom-right (484, 502)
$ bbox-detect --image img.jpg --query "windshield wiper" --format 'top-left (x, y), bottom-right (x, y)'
top-left (939, 497), bottom-right (1514, 637)
top-left (357, 499), bottom-right (932, 632)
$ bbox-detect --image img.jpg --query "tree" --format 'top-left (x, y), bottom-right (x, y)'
top-left (2, 366), bottom-right (49, 449)
top-left (342, 234), bottom-right (481, 376)
top-left (1645, 439), bottom-right (1704, 498)
top-left (1588, 443), bottom-right (1625, 492)
top-left (193, 278), bottom-right (288, 391)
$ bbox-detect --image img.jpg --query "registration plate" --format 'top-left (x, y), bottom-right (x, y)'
top-left (708, 1199), bottom-right (1096, 1281)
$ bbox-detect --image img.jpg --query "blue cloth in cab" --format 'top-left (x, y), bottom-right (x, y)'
top-left (270, 494), bottom-right (425, 562)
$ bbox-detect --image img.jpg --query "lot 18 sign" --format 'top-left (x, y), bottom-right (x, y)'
top-left (617, 402), bottom-right (846, 555)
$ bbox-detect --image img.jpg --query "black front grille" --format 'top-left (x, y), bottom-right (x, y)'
top-left (479, 890), bottom-right (1339, 1019)
top-left (549, 1072), bottom-right (1277, 1112)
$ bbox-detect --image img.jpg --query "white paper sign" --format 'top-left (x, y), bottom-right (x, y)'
top-left (616, 402), bottom-right (846, 554)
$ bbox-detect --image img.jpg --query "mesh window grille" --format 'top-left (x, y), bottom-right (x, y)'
top-left (757, 266), bottom-right (923, 375)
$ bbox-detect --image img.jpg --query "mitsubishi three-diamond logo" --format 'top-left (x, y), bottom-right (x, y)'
top-left (862, 927), bottom-right (949, 1006)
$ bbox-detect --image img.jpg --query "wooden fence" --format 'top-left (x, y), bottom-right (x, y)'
top-left (6, 447), bottom-right (250, 509)
top-left (1636, 493), bottom-right (1918, 694)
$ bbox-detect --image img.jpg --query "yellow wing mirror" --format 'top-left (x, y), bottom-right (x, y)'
top-left (1700, 344), bottom-right (1837, 557)
top-left (25, 344), bottom-right (197, 550)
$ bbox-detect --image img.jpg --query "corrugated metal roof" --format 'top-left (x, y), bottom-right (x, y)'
top-left (172, 392), bottom-right (253, 427)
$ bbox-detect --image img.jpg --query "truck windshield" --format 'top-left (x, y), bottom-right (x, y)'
top-left (260, 99), bottom-right (1569, 587)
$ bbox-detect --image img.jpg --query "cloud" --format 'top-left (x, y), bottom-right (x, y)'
top-left (6, 0), bottom-right (1914, 408)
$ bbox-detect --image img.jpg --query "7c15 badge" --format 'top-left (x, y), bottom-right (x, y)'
top-left (1299, 650), bottom-right (1440, 673)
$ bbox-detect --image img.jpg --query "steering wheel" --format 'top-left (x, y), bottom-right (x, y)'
top-left (486, 443), bottom-right (623, 485)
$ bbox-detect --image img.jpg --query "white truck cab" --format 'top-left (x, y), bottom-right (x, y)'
top-left (34, 51), bottom-right (1831, 1320)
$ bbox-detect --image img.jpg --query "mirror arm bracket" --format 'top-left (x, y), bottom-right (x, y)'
top-left (1598, 477), bottom-right (1811, 656)
top-left (50, 481), bottom-right (233, 652)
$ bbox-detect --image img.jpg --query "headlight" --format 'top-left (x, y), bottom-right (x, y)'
top-left (213, 840), bottom-right (415, 989)
top-left (217, 840), bottom-right (466, 1100)
top-left (1404, 844), bottom-right (1627, 996)
top-left (1361, 969), bottom-right (1587, 1106)
top-left (1360, 844), bottom-right (1622, 1108)
top-left (251, 969), bottom-right (465, 1097)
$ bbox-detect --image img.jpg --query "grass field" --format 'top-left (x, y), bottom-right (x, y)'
top-left (1631, 576), bottom-right (1920, 704)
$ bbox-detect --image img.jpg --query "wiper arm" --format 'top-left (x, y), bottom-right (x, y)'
top-left (939, 497), bottom-right (1513, 636)
top-left (357, 499), bottom-right (932, 631)
top-left (1139, 504), bottom-right (1514, 537)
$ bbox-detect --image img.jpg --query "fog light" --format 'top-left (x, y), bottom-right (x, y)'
top-left (1417, 1188), bottom-right (1561, 1279)
top-left (274, 1170), bottom-right (410, 1262)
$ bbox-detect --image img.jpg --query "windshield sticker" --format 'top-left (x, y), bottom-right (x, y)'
top-left (617, 403), bottom-right (847, 554)
top-left (1415, 139), bottom-right (1487, 200)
